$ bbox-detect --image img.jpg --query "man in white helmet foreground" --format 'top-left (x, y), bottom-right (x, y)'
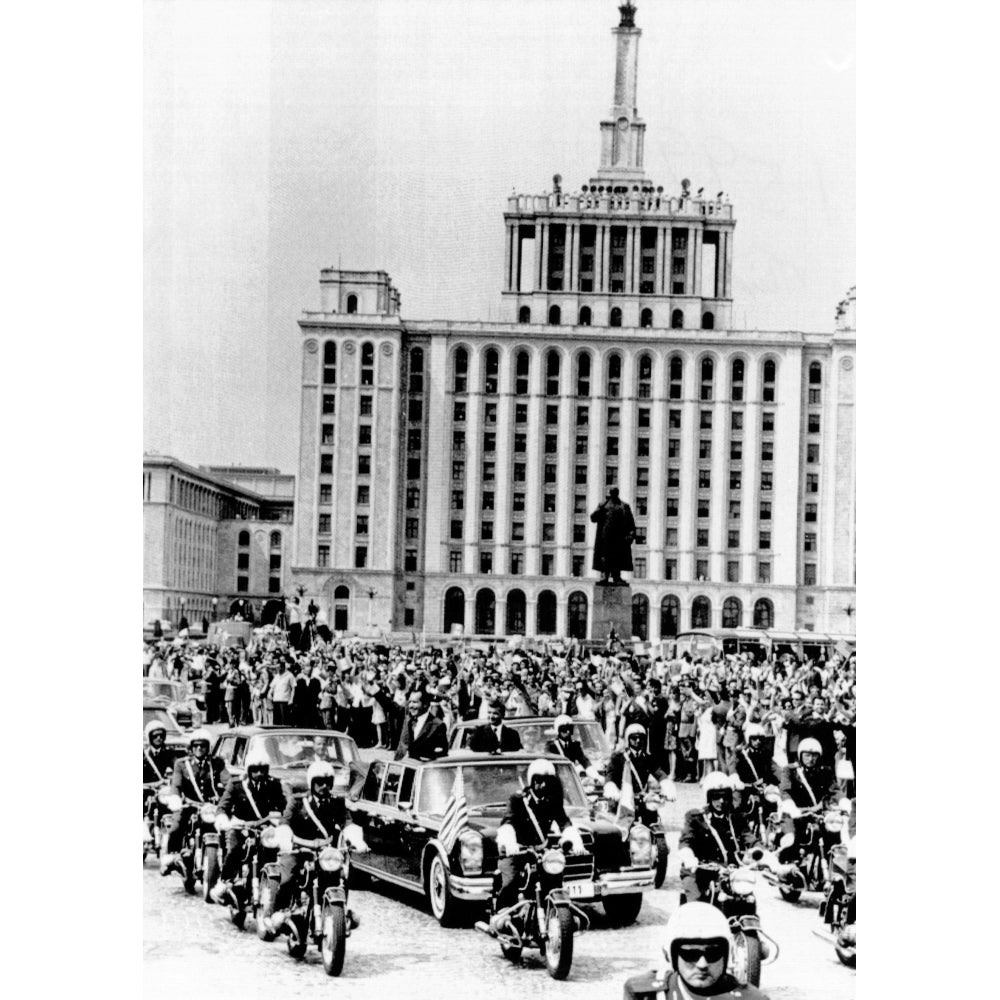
top-left (677, 772), bottom-right (761, 904)
top-left (487, 758), bottom-right (585, 935)
top-left (210, 748), bottom-right (289, 903)
top-left (623, 901), bottom-right (771, 999)
top-left (261, 760), bottom-right (369, 935)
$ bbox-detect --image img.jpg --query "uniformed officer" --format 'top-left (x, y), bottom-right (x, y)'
top-left (144, 720), bottom-right (181, 843)
top-left (544, 715), bottom-right (601, 781)
top-left (623, 902), bottom-right (772, 999)
top-left (733, 723), bottom-right (781, 825)
top-left (776, 737), bottom-right (844, 866)
top-left (604, 723), bottom-right (674, 803)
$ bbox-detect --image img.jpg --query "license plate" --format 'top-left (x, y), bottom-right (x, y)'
top-left (565, 880), bottom-right (595, 899)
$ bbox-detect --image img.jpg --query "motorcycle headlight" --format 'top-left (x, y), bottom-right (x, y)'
top-left (165, 794), bottom-right (183, 812)
top-left (824, 812), bottom-right (844, 832)
top-left (318, 847), bottom-right (344, 872)
top-left (730, 867), bottom-right (756, 896)
top-left (156, 787), bottom-right (173, 805)
top-left (541, 849), bottom-right (566, 875)
top-left (628, 824), bottom-right (654, 867)
top-left (199, 804), bottom-right (218, 823)
top-left (260, 827), bottom-right (279, 849)
top-left (459, 830), bottom-right (483, 875)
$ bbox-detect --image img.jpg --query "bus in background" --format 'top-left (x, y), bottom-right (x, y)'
top-left (673, 629), bottom-right (855, 663)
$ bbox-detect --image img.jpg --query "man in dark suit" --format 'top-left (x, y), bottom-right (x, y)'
top-left (394, 690), bottom-right (448, 761)
top-left (468, 699), bottom-right (523, 752)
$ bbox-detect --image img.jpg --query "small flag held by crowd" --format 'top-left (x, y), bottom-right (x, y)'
top-left (438, 767), bottom-right (470, 855)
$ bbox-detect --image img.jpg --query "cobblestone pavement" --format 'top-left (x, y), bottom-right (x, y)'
top-left (144, 781), bottom-right (855, 1000)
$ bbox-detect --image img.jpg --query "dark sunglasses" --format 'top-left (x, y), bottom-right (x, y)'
top-left (678, 944), bottom-right (726, 964)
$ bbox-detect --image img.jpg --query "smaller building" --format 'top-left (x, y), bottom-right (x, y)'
top-left (143, 454), bottom-right (295, 627)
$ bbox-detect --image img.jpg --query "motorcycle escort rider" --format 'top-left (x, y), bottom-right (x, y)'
top-left (604, 723), bottom-right (676, 804)
top-left (160, 728), bottom-right (229, 877)
top-left (210, 747), bottom-right (289, 903)
top-left (623, 901), bottom-right (772, 999)
top-left (144, 720), bottom-right (181, 841)
top-left (776, 737), bottom-right (844, 868)
top-left (677, 772), bottom-right (761, 904)
top-left (733, 723), bottom-right (781, 823)
top-left (486, 758), bottom-right (585, 936)
top-left (261, 760), bottom-right (369, 935)
top-left (544, 715), bottom-right (602, 782)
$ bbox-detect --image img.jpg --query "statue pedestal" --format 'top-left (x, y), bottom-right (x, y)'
top-left (592, 583), bottom-right (632, 642)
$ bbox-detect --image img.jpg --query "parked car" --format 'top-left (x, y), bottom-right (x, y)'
top-left (143, 702), bottom-right (191, 751)
top-left (142, 678), bottom-right (203, 728)
top-left (210, 727), bottom-right (364, 797)
top-left (346, 751), bottom-right (655, 927)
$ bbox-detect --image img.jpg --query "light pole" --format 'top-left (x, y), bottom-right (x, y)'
top-left (367, 588), bottom-right (377, 630)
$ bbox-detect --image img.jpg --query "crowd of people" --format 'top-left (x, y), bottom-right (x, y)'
top-left (143, 626), bottom-right (856, 789)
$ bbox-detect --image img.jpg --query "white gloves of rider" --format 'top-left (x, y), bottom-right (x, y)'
top-left (585, 765), bottom-right (602, 782)
top-left (560, 825), bottom-right (585, 856)
top-left (677, 847), bottom-right (698, 871)
top-left (214, 813), bottom-right (231, 832)
top-left (603, 781), bottom-right (621, 803)
top-left (496, 823), bottom-right (519, 857)
top-left (780, 799), bottom-right (801, 819)
top-left (659, 778), bottom-right (677, 802)
top-left (274, 824), bottom-right (294, 853)
top-left (342, 823), bottom-right (370, 853)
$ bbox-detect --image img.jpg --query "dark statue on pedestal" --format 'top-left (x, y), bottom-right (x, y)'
top-left (590, 487), bottom-right (636, 585)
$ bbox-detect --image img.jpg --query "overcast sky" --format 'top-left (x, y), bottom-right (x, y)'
top-left (144, 0), bottom-right (855, 474)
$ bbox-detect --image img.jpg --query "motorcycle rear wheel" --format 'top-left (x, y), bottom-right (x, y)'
top-left (731, 930), bottom-right (762, 987)
top-left (202, 846), bottom-right (220, 903)
top-left (286, 914), bottom-right (308, 960)
top-left (545, 907), bottom-right (574, 980)
top-left (321, 904), bottom-right (346, 977)
top-left (256, 876), bottom-right (278, 942)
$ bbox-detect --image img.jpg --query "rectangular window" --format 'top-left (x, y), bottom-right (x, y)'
top-left (804, 532), bottom-right (816, 552)
top-left (696, 559), bottom-right (709, 581)
top-left (404, 550), bottom-right (417, 572)
top-left (356, 515), bottom-right (368, 535)
top-left (698, 497), bottom-right (710, 518)
top-left (512, 493), bottom-right (525, 512)
top-left (510, 552), bottom-right (523, 574)
top-left (512, 433), bottom-right (526, 453)
top-left (805, 504), bottom-right (818, 522)
top-left (481, 462), bottom-right (495, 482)
top-left (406, 458), bottom-right (420, 479)
top-left (668, 467), bottom-right (680, 488)
top-left (359, 424), bottom-right (372, 446)
top-left (511, 522), bottom-right (524, 541)
top-left (634, 557), bottom-right (646, 579)
top-left (807, 443), bottom-right (820, 463)
top-left (728, 530), bottom-right (740, 548)
top-left (237, 575), bottom-right (249, 592)
top-left (318, 515), bottom-right (331, 535)
top-left (354, 547), bottom-right (367, 568)
top-left (479, 551), bottom-right (492, 574)
top-left (572, 523), bottom-right (586, 543)
top-left (606, 436), bottom-right (619, 456)
top-left (730, 471), bottom-right (741, 490)
top-left (699, 439), bottom-right (712, 459)
top-left (542, 523), bottom-right (555, 542)
top-left (482, 432), bottom-right (496, 453)
top-left (574, 494), bottom-right (587, 514)
top-left (761, 441), bottom-right (773, 462)
top-left (268, 577), bottom-right (281, 594)
top-left (237, 552), bottom-right (249, 569)
top-left (319, 484), bottom-right (332, 504)
top-left (407, 429), bottom-right (421, 451)
top-left (808, 413), bottom-right (821, 433)
top-left (607, 407), bottom-right (620, 427)
top-left (576, 435), bottom-right (588, 455)
top-left (545, 433), bottom-right (558, 454)
top-left (359, 395), bottom-right (372, 416)
top-left (484, 403), bottom-right (498, 425)
top-left (727, 560), bottom-right (740, 583)
top-left (807, 474), bottom-right (819, 493)
top-left (403, 608), bottom-right (415, 626)
top-left (405, 486), bottom-right (418, 509)
top-left (804, 563), bottom-right (817, 586)
top-left (576, 406), bottom-right (589, 426)
top-left (729, 500), bottom-right (741, 520)
top-left (482, 492), bottom-right (494, 510)
top-left (666, 528), bottom-right (678, 547)
top-left (541, 553), bottom-right (555, 576)
top-left (320, 454), bottom-right (334, 475)
top-left (759, 531), bottom-right (771, 550)
top-left (356, 454), bottom-right (370, 475)
top-left (636, 495), bottom-right (648, 515)
top-left (572, 555), bottom-right (584, 577)
top-left (322, 424), bottom-right (335, 445)
top-left (450, 520), bottom-right (463, 540)
top-left (515, 403), bottom-right (527, 423)
top-left (575, 465), bottom-right (587, 485)
top-left (665, 558), bottom-right (677, 579)
top-left (481, 520), bottom-right (494, 540)
top-left (543, 492), bottom-right (556, 513)
top-left (696, 528), bottom-right (709, 547)
top-left (699, 470), bottom-right (711, 489)
top-left (762, 412), bottom-right (775, 432)
top-left (668, 438), bottom-right (680, 459)
top-left (453, 401), bottom-right (466, 422)
top-left (322, 394), bottom-right (335, 415)
top-left (760, 472), bottom-right (772, 491)
top-left (667, 497), bottom-right (679, 517)
top-left (758, 561), bottom-right (771, 583)
top-left (605, 466), bottom-right (617, 486)
top-left (449, 551), bottom-right (462, 572)
top-left (731, 411), bottom-right (743, 430)
top-left (759, 501), bottom-right (772, 520)
top-left (316, 546), bottom-right (329, 568)
top-left (405, 517), bottom-right (419, 539)
top-left (546, 405), bottom-right (559, 425)
top-left (669, 410), bottom-right (681, 429)
top-left (700, 411), bottom-right (713, 430)
top-left (408, 398), bottom-right (421, 421)
top-left (730, 441), bottom-right (742, 459)
top-left (514, 463), bottom-right (527, 483)
top-left (451, 490), bottom-right (464, 510)
top-left (809, 389), bottom-right (821, 404)
top-left (452, 430), bottom-right (465, 452)
top-left (638, 408), bottom-right (650, 428)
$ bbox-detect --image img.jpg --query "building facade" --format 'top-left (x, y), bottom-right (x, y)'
top-left (290, 4), bottom-right (855, 641)
top-left (143, 454), bottom-right (295, 626)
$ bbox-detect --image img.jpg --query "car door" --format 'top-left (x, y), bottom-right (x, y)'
top-left (349, 761), bottom-right (391, 877)
top-left (379, 765), bottom-right (424, 884)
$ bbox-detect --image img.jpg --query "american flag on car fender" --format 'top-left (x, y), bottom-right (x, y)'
top-left (438, 768), bottom-right (469, 855)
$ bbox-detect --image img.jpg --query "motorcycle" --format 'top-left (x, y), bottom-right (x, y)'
top-left (474, 839), bottom-right (590, 980)
top-left (735, 782), bottom-right (782, 850)
top-left (595, 779), bottom-right (672, 888)
top-left (817, 842), bottom-right (856, 967)
top-left (144, 784), bottom-right (178, 862)
top-left (769, 804), bottom-right (849, 902)
top-left (217, 814), bottom-right (281, 929)
top-left (257, 834), bottom-right (355, 977)
top-left (680, 858), bottom-right (780, 988)
top-left (176, 801), bottom-right (222, 900)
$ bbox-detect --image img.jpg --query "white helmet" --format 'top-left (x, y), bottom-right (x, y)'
top-left (745, 723), bottom-right (766, 739)
top-left (527, 758), bottom-right (555, 781)
top-left (244, 747), bottom-right (271, 770)
top-left (625, 723), bottom-right (647, 740)
top-left (554, 714), bottom-right (573, 730)
top-left (188, 728), bottom-right (212, 748)
top-left (145, 720), bottom-right (167, 742)
top-left (307, 760), bottom-right (336, 786)
top-left (798, 738), bottom-right (823, 758)
top-left (702, 771), bottom-right (732, 794)
top-left (663, 901), bottom-right (733, 970)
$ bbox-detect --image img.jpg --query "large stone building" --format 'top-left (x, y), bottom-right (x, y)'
top-left (290, 3), bottom-right (855, 641)
top-left (143, 454), bottom-right (295, 626)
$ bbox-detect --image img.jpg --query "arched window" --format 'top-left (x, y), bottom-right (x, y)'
top-left (701, 311), bottom-right (715, 330)
top-left (453, 347), bottom-right (468, 394)
top-left (334, 585), bottom-right (349, 599)
top-left (333, 586), bottom-right (350, 631)
top-left (669, 356), bottom-right (683, 400)
top-left (484, 349), bottom-right (499, 395)
top-left (722, 597), bottom-right (742, 629)
top-left (700, 357), bottom-right (714, 400)
top-left (731, 358), bottom-right (745, 401)
top-left (238, 530), bottom-right (250, 547)
top-left (637, 353), bottom-right (652, 398)
top-left (753, 598), bottom-right (774, 629)
top-left (518, 305), bottom-right (531, 324)
top-left (361, 341), bottom-right (375, 386)
top-left (576, 352), bottom-right (591, 396)
top-left (475, 588), bottom-right (496, 634)
top-left (631, 593), bottom-right (649, 641)
top-left (660, 595), bottom-right (680, 638)
top-left (409, 347), bottom-right (424, 393)
top-left (640, 308), bottom-right (653, 328)
top-left (346, 294), bottom-right (357, 314)
top-left (548, 305), bottom-right (561, 326)
top-left (536, 590), bottom-right (557, 635)
top-left (606, 354), bottom-right (622, 397)
top-left (809, 361), bottom-right (823, 385)
top-left (609, 307), bottom-right (623, 328)
top-left (269, 531), bottom-right (281, 549)
top-left (762, 359), bottom-right (777, 402)
top-left (568, 591), bottom-right (588, 640)
top-left (691, 596), bottom-right (712, 629)
top-left (579, 306), bottom-right (592, 327)
top-left (515, 351), bottom-right (530, 396)
top-left (506, 589), bottom-right (526, 635)
top-left (545, 351), bottom-right (560, 396)
top-left (671, 309), bottom-right (684, 329)
top-left (443, 587), bottom-right (465, 633)
top-left (323, 341), bottom-right (336, 385)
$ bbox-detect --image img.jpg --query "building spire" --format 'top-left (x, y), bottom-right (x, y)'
top-left (618, 3), bottom-right (637, 29)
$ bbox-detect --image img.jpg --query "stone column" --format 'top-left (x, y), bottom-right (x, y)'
top-left (524, 348), bottom-right (544, 576)
top-left (555, 357), bottom-right (575, 576)
top-left (647, 360), bottom-right (667, 583)
top-left (462, 349), bottom-right (484, 575)
top-left (677, 363), bottom-right (698, 582)
top-left (568, 223), bottom-right (579, 293)
top-left (538, 223), bottom-right (549, 293)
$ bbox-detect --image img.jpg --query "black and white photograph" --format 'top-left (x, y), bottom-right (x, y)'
top-left (142, 2), bottom-right (855, 998)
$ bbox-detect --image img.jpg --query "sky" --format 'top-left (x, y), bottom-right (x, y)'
top-left (143, 0), bottom-right (855, 474)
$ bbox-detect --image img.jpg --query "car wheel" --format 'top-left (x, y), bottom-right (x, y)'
top-left (425, 852), bottom-right (463, 927)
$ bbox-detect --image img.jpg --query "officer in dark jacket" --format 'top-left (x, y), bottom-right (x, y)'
top-left (733, 723), bottom-right (781, 825)
top-left (394, 690), bottom-right (448, 761)
top-left (624, 902), bottom-right (771, 999)
top-left (677, 772), bottom-right (760, 904)
top-left (605, 724), bottom-right (670, 802)
top-left (488, 759), bottom-right (584, 933)
top-left (143, 720), bottom-right (183, 842)
top-left (211, 749), bottom-right (289, 901)
top-left (544, 715), bottom-right (596, 774)
top-left (468, 699), bottom-right (523, 752)
top-left (160, 728), bottom-right (229, 874)
top-left (776, 738), bottom-right (842, 865)
top-left (262, 760), bottom-right (368, 935)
